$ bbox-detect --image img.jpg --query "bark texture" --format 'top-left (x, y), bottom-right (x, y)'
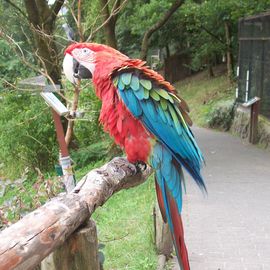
top-left (24, 0), bottom-right (64, 84)
top-left (224, 21), bottom-right (233, 80)
top-left (99, 0), bottom-right (121, 49)
top-left (40, 220), bottom-right (99, 270)
top-left (0, 157), bottom-right (152, 270)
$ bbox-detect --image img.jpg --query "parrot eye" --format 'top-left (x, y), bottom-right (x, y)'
top-left (82, 48), bottom-right (90, 54)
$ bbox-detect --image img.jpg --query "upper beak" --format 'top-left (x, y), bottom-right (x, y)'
top-left (63, 54), bottom-right (92, 85)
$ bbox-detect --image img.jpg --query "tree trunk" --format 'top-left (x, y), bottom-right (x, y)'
top-left (140, 0), bottom-right (183, 60)
top-left (207, 56), bottom-right (214, 78)
top-left (103, 19), bottom-right (118, 49)
top-left (165, 45), bottom-right (170, 58)
top-left (24, 0), bottom-right (64, 84)
top-left (0, 158), bottom-right (152, 270)
top-left (224, 21), bottom-right (233, 81)
top-left (100, 0), bottom-right (120, 49)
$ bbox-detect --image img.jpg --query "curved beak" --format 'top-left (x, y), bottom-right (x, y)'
top-left (63, 54), bottom-right (92, 85)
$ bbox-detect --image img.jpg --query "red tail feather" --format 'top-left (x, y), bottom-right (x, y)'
top-left (155, 179), bottom-right (190, 270)
top-left (168, 194), bottom-right (190, 270)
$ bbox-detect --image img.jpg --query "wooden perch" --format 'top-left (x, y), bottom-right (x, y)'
top-left (40, 220), bottom-right (100, 270)
top-left (0, 157), bottom-right (152, 270)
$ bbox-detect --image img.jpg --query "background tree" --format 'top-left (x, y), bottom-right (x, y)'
top-left (1, 0), bottom-right (270, 178)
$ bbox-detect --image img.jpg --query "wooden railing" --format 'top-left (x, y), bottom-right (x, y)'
top-left (0, 158), bottom-right (152, 270)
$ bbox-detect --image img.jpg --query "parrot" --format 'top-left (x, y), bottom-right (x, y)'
top-left (63, 43), bottom-right (206, 270)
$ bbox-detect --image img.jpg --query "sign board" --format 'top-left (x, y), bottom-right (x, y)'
top-left (242, 96), bottom-right (261, 108)
top-left (40, 93), bottom-right (69, 116)
top-left (18, 76), bottom-right (60, 92)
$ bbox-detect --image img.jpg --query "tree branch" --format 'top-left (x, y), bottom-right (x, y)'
top-left (24, 0), bottom-right (40, 26)
top-left (111, 0), bottom-right (122, 25)
top-left (3, 0), bottom-right (28, 19)
top-left (65, 83), bottom-right (81, 146)
top-left (50, 0), bottom-right (65, 23)
top-left (86, 0), bottom-right (128, 42)
top-left (200, 24), bottom-right (225, 44)
top-left (77, 0), bottom-right (84, 41)
top-left (140, 0), bottom-right (183, 60)
top-left (0, 157), bottom-right (152, 270)
top-left (36, 0), bottom-right (50, 17)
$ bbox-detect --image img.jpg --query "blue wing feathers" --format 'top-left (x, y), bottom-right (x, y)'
top-left (118, 78), bottom-right (125, 91)
top-left (123, 89), bottom-right (142, 117)
top-left (152, 142), bottom-right (183, 213)
top-left (134, 86), bottom-right (145, 100)
top-left (157, 105), bottom-right (167, 124)
top-left (121, 72), bottom-right (132, 85)
top-left (130, 74), bottom-right (140, 91)
top-left (142, 99), bottom-right (158, 122)
top-left (115, 72), bottom-right (206, 195)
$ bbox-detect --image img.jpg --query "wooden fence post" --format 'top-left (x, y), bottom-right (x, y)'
top-left (0, 158), bottom-right (152, 270)
top-left (41, 219), bottom-right (100, 270)
top-left (153, 201), bottom-right (173, 269)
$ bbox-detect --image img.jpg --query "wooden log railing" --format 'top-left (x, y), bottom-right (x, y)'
top-left (0, 158), bottom-right (152, 270)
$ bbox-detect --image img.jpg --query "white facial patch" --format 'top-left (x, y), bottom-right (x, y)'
top-left (63, 53), bottom-right (78, 84)
top-left (72, 48), bottom-right (96, 76)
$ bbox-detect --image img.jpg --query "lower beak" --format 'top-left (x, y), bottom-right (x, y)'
top-left (73, 59), bottom-right (92, 80)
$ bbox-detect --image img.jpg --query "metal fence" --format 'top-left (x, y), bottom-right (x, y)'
top-left (237, 12), bottom-right (270, 119)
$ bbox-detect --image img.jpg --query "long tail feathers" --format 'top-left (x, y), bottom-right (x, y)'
top-left (167, 189), bottom-right (190, 269)
top-left (155, 178), bottom-right (190, 270)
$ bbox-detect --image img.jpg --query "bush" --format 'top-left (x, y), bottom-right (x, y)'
top-left (71, 84), bottom-right (104, 147)
top-left (207, 99), bottom-right (236, 131)
top-left (0, 92), bottom-right (59, 178)
top-left (71, 140), bottom-right (114, 169)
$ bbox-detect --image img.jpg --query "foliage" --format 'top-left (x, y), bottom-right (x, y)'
top-left (71, 141), bottom-right (112, 169)
top-left (207, 99), bottom-right (236, 131)
top-left (116, 0), bottom-right (182, 57)
top-left (71, 83), bottom-right (105, 147)
top-left (0, 170), bottom-right (63, 229)
top-left (0, 40), bottom-right (34, 90)
top-left (0, 92), bottom-right (59, 178)
top-left (1, 0), bottom-right (270, 178)
top-left (175, 68), bottom-right (235, 126)
top-left (178, 0), bottom-right (270, 71)
top-left (83, 0), bottom-right (106, 42)
top-left (62, 81), bottom-right (121, 169)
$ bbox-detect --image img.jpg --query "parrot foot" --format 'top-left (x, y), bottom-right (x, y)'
top-left (135, 161), bottom-right (147, 172)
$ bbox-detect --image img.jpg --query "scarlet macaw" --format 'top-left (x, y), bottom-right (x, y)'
top-left (63, 43), bottom-right (205, 270)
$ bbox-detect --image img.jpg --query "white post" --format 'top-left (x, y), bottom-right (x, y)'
top-left (60, 156), bottom-right (75, 193)
top-left (236, 66), bottom-right (239, 77)
top-left (245, 70), bottom-right (250, 102)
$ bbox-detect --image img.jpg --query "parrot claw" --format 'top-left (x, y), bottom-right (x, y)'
top-left (135, 161), bottom-right (147, 172)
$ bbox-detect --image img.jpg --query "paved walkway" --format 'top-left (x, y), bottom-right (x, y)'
top-left (174, 127), bottom-right (270, 270)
